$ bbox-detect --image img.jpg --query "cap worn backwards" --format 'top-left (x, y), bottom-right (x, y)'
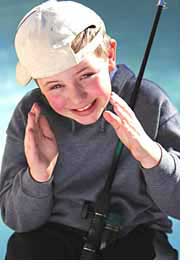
top-left (15, 0), bottom-right (106, 85)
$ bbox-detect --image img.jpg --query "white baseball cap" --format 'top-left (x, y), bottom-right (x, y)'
top-left (15, 0), bottom-right (106, 85)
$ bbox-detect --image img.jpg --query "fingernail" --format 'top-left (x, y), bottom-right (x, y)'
top-left (111, 93), bottom-right (118, 102)
top-left (33, 103), bottom-right (40, 112)
top-left (31, 103), bottom-right (36, 110)
top-left (34, 103), bottom-right (39, 109)
top-left (111, 91), bottom-right (117, 97)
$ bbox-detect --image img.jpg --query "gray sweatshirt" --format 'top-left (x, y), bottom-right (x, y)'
top-left (0, 64), bottom-right (180, 236)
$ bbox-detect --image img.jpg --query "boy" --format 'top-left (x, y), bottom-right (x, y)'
top-left (0, 0), bottom-right (179, 260)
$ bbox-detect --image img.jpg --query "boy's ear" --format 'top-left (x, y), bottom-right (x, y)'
top-left (107, 39), bottom-right (117, 72)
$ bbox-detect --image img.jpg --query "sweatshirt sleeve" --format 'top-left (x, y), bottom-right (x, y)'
top-left (141, 106), bottom-right (180, 220)
top-left (0, 95), bottom-right (54, 232)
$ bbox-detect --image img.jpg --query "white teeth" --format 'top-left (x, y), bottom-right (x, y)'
top-left (76, 103), bottom-right (93, 112)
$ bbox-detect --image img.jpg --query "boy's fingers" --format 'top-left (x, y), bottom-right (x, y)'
top-left (31, 103), bottom-right (41, 123)
top-left (39, 115), bottom-right (54, 139)
top-left (27, 112), bottom-right (36, 132)
top-left (113, 103), bottom-right (131, 125)
top-left (27, 103), bottom-right (42, 136)
top-left (26, 113), bottom-right (38, 142)
top-left (27, 128), bottom-right (38, 156)
top-left (103, 111), bottom-right (122, 131)
top-left (24, 121), bottom-right (38, 161)
top-left (25, 108), bottom-right (42, 154)
top-left (110, 92), bottom-right (135, 117)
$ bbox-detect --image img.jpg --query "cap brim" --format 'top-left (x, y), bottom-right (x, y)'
top-left (16, 62), bottom-right (32, 86)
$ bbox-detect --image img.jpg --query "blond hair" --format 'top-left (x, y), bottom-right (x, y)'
top-left (71, 26), bottom-right (111, 59)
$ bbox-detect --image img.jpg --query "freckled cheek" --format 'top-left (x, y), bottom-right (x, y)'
top-left (47, 95), bottom-right (66, 112)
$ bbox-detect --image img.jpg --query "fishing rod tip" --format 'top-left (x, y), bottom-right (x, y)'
top-left (157, 0), bottom-right (167, 8)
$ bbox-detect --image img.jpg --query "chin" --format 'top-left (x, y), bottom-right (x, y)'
top-left (74, 112), bottom-right (103, 125)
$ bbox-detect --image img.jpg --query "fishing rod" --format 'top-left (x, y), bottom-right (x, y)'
top-left (80, 0), bottom-right (167, 259)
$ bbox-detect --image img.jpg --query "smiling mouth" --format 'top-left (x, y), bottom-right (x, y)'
top-left (73, 100), bottom-right (96, 112)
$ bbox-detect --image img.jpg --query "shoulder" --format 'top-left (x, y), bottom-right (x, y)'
top-left (116, 64), bottom-right (172, 106)
top-left (17, 88), bottom-right (44, 112)
top-left (6, 88), bottom-right (45, 139)
top-left (117, 65), bottom-right (178, 119)
top-left (13, 88), bottom-right (53, 120)
top-left (139, 79), bottom-right (178, 124)
top-left (140, 78), bottom-right (170, 104)
top-left (115, 64), bottom-right (178, 120)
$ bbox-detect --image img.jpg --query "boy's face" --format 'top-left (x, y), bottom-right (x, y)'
top-left (37, 49), bottom-right (116, 125)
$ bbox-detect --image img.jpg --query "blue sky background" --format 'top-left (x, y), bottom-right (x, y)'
top-left (0, 0), bottom-right (179, 259)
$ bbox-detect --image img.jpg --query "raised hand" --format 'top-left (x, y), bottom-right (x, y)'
top-left (103, 92), bottom-right (161, 169)
top-left (24, 103), bottom-right (59, 182)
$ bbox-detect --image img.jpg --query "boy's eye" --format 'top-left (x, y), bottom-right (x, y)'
top-left (50, 84), bottom-right (63, 90)
top-left (80, 73), bottom-right (95, 80)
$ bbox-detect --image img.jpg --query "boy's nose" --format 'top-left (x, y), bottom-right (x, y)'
top-left (68, 83), bottom-right (88, 106)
